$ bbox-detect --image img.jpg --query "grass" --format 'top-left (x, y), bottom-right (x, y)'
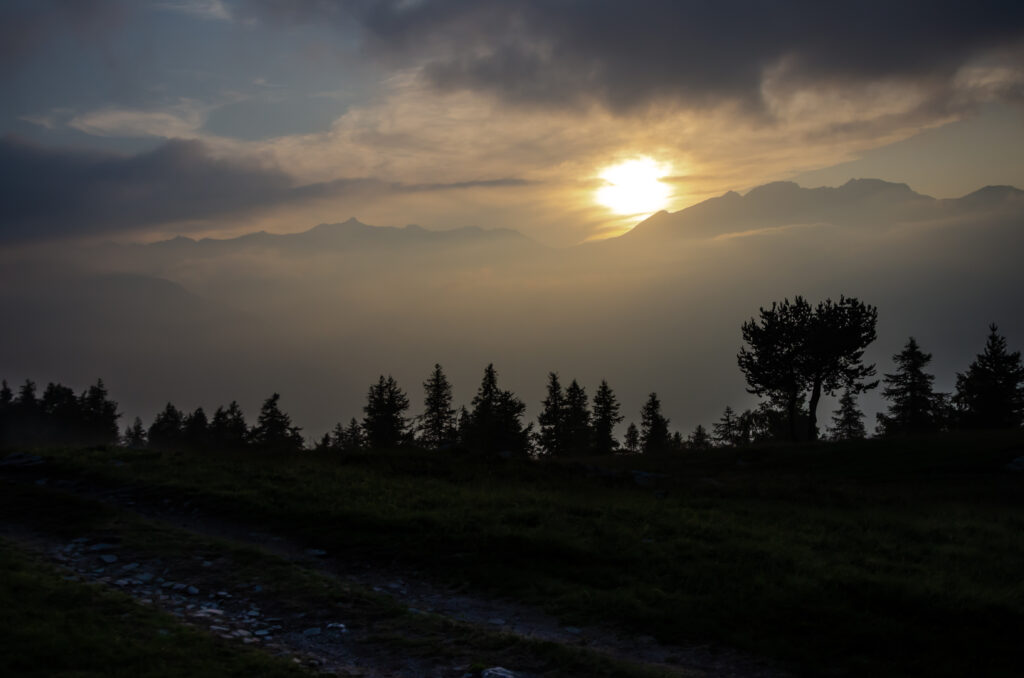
top-left (0, 536), bottom-right (307, 678)
top-left (0, 481), bottom-right (675, 678)
top-left (14, 430), bottom-right (1024, 677)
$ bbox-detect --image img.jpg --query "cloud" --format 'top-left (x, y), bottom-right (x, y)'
top-left (68, 100), bottom-right (211, 138)
top-left (0, 136), bottom-right (532, 243)
top-left (243, 0), bottom-right (1024, 114)
top-left (153, 1), bottom-right (232, 22)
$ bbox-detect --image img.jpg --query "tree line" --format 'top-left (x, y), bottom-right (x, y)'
top-left (2, 296), bottom-right (1022, 454)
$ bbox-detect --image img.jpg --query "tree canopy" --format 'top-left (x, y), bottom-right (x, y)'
top-left (738, 296), bottom-right (877, 441)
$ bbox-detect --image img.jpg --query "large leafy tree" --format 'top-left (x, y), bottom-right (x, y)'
top-left (639, 392), bottom-right (670, 454)
top-left (738, 296), bottom-right (877, 442)
top-left (876, 337), bottom-right (943, 436)
top-left (362, 375), bottom-right (410, 449)
top-left (591, 379), bottom-right (623, 455)
top-left (954, 324), bottom-right (1024, 429)
top-left (420, 364), bottom-right (456, 449)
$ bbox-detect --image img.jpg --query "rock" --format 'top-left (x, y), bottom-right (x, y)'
top-left (121, 563), bottom-right (139, 571)
top-left (1006, 455), bottom-right (1024, 472)
top-left (137, 573), bottom-right (154, 583)
top-left (302, 627), bottom-right (321, 636)
top-left (488, 618), bottom-right (506, 626)
top-left (482, 668), bottom-right (520, 678)
top-left (186, 586), bottom-right (199, 595)
top-left (89, 543), bottom-right (116, 552)
top-left (254, 630), bottom-right (271, 636)
top-left (100, 554), bottom-right (118, 564)
top-left (305, 548), bottom-right (327, 557)
top-left (564, 626), bottom-right (581, 634)
top-left (327, 622), bottom-right (347, 631)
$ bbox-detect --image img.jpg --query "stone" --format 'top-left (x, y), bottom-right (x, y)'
top-left (488, 618), bottom-right (506, 626)
top-left (100, 554), bottom-right (118, 564)
top-left (254, 630), bottom-right (271, 636)
top-left (305, 548), bottom-right (327, 557)
top-left (137, 573), bottom-right (154, 583)
top-left (89, 543), bottom-right (116, 552)
top-left (564, 626), bottom-right (581, 634)
top-left (482, 668), bottom-right (520, 678)
top-left (121, 563), bottom-right (139, 571)
top-left (302, 627), bottom-right (321, 636)
top-left (186, 586), bottom-right (199, 595)
top-left (1006, 455), bottom-right (1024, 472)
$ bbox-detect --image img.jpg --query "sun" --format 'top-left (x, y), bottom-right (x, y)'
top-left (595, 157), bottom-right (672, 216)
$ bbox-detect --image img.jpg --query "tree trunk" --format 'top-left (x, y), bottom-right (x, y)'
top-left (788, 393), bottom-right (799, 442)
top-left (807, 377), bottom-right (822, 442)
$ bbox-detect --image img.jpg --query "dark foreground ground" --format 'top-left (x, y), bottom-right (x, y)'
top-left (1, 432), bottom-right (1022, 677)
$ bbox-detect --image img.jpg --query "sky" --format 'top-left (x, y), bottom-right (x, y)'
top-left (2, 0), bottom-right (1024, 247)
top-left (2, 1), bottom-right (1024, 439)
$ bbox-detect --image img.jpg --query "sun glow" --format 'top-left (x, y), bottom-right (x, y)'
top-left (596, 157), bottom-right (672, 216)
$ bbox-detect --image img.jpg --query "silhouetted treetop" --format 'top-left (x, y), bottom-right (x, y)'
top-left (738, 295), bottom-right (877, 442)
top-left (363, 375), bottom-right (410, 450)
top-left (954, 324), bottom-right (1024, 429)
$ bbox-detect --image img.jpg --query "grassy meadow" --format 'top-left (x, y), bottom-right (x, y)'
top-left (7, 431), bottom-right (1024, 677)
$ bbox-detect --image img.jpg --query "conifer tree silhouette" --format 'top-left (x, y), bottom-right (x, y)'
top-left (537, 372), bottom-right (567, 456)
top-left (564, 379), bottom-right (592, 456)
top-left (420, 364), bottom-right (456, 449)
top-left (623, 422), bottom-right (640, 453)
top-left (829, 387), bottom-right (867, 440)
top-left (954, 324), bottom-right (1024, 429)
top-left (591, 379), bottom-right (623, 455)
top-left (252, 393), bottom-right (304, 453)
top-left (362, 376), bottom-right (410, 449)
top-left (876, 337), bottom-right (943, 436)
top-left (640, 392), bottom-right (670, 454)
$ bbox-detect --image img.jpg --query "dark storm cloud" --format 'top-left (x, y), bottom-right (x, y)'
top-left (0, 136), bottom-right (530, 242)
top-left (245, 0), bottom-right (1024, 111)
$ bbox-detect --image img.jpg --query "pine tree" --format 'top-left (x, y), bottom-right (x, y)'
top-left (148, 403), bottom-right (185, 450)
top-left (954, 324), bottom-right (1024, 429)
top-left (591, 379), bottom-right (623, 455)
top-left (362, 375), bottom-right (410, 449)
top-left (712, 406), bottom-right (746, 447)
top-left (251, 393), bottom-right (304, 453)
top-left (209, 401), bottom-right (249, 450)
top-left (563, 379), bottom-right (592, 456)
top-left (313, 433), bottom-right (333, 452)
top-left (687, 424), bottom-right (712, 450)
top-left (876, 337), bottom-right (942, 436)
top-left (420, 364), bottom-right (456, 449)
top-left (182, 407), bottom-right (210, 450)
top-left (78, 379), bottom-right (120, 446)
top-left (341, 417), bottom-right (364, 452)
top-left (463, 364), bottom-right (530, 455)
top-left (623, 422), bottom-right (640, 453)
top-left (828, 387), bottom-right (867, 441)
top-left (640, 392), bottom-right (670, 454)
top-left (123, 417), bottom-right (147, 448)
top-left (536, 372), bottom-right (566, 456)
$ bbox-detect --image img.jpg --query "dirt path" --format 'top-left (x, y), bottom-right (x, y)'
top-left (1, 453), bottom-right (787, 678)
